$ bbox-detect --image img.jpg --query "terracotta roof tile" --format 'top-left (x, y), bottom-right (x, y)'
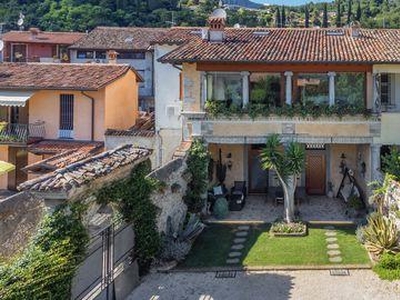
top-left (28, 140), bottom-right (104, 155)
top-left (0, 63), bottom-right (133, 90)
top-left (159, 28), bottom-right (400, 64)
top-left (19, 145), bottom-right (151, 193)
top-left (2, 30), bottom-right (84, 45)
top-left (70, 27), bottom-right (168, 50)
top-left (105, 112), bottom-right (155, 137)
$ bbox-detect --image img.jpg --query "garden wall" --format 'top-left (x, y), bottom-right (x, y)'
top-left (148, 157), bottom-right (188, 234)
top-left (0, 192), bottom-right (44, 259)
top-left (384, 179), bottom-right (400, 231)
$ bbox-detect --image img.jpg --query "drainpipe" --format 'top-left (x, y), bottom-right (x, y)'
top-left (81, 91), bottom-right (95, 141)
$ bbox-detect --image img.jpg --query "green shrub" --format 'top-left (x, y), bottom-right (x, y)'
top-left (270, 221), bottom-right (307, 234)
top-left (373, 253), bottom-right (400, 281)
top-left (213, 197), bottom-right (229, 219)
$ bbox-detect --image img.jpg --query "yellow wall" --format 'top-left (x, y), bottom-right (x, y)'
top-left (104, 70), bottom-right (138, 131)
top-left (182, 63), bottom-right (201, 112)
top-left (381, 113), bottom-right (400, 145)
top-left (208, 144), bottom-right (245, 188)
top-left (0, 145), bottom-right (9, 189)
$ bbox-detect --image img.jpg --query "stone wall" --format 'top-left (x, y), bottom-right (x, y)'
top-left (384, 179), bottom-right (400, 231)
top-left (148, 157), bottom-right (188, 234)
top-left (0, 192), bottom-right (44, 259)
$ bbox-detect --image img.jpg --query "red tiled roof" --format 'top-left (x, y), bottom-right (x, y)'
top-left (70, 26), bottom-right (168, 50)
top-left (19, 145), bottom-right (151, 193)
top-left (0, 63), bottom-right (137, 91)
top-left (28, 140), bottom-right (103, 155)
top-left (159, 28), bottom-right (400, 64)
top-left (151, 27), bottom-right (201, 45)
top-left (2, 30), bottom-right (84, 45)
top-left (105, 112), bottom-right (155, 137)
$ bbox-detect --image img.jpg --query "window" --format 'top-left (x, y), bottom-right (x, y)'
top-left (95, 51), bottom-right (107, 59)
top-left (296, 73), bottom-right (329, 105)
top-left (336, 73), bottom-right (365, 106)
top-left (77, 50), bottom-right (94, 59)
top-left (206, 73), bottom-right (242, 107)
top-left (118, 51), bottom-right (145, 60)
top-left (250, 73), bottom-right (281, 106)
top-left (60, 94), bottom-right (74, 131)
top-left (380, 73), bottom-right (392, 106)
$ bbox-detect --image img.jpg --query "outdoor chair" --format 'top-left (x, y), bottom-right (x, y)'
top-left (229, 181), bottom-right (247, 211)
top-left (208, 185), bottom-right (228, 212)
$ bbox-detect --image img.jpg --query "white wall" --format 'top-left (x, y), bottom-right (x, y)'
top-left (69, 49), bottom-right (154, 98)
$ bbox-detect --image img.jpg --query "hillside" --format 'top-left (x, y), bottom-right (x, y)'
top-left (0, 0), bottom-right (398, 32)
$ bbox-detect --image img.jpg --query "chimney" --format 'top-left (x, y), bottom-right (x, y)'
top-left (29, 27), bottom-right (40, 40)
top-left (107, 50), bottom-right (118, 64)
top-left (208, 8), bottom-right (227, 43)
top-left (350, 21), bottom-right (361, 38)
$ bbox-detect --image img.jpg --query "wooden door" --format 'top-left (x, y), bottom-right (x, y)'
top-left (306, 152), bottom-right (326, 195)
top-left (248, 145), bottom-right (269, 194)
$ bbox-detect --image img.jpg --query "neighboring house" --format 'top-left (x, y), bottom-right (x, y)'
top-left (69, 26), bottom-right (168, 110)
top-left (1, 28), bottom-right (84, 63)
top-left (0, 63), bottom-right (142, 189)
top-left (157, 10), bottom-right (400, 199)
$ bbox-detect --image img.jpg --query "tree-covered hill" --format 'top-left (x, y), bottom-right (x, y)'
top-left (0, 0), bottom-right (398, 33)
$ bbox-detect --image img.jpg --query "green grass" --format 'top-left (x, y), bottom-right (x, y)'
top-left (181, 224), bottom-right (370, 268)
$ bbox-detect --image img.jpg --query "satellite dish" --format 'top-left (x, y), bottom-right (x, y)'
top-left (0, 41), bottom-right (3, 52)
top-left (210, 8), bottom-right (227, 20)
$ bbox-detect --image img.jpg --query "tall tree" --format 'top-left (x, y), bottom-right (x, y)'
top-left (275, 7), bottom-right (281, 28)
top-left (305, 4), bottom-right (310, 28)
top-left (323, 2), bottom-right (329, 27)
top-left (347, 0), bottom-right (353, 24)
top-left (281, 5), bottom-right (286, 28)
top-left (356, 0), bottom-right (362, 21)
top-left (336, 0), bottom-right (342, 27)
top-left (261, 135), bottom-right (305, 223)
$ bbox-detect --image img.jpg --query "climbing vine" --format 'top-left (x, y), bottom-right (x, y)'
top-left (184, 139), bottom-right (210, 213)
top-left (0, 203), bottom-right (88, 300)
top-left (96, 159), bottom-right (161, 273)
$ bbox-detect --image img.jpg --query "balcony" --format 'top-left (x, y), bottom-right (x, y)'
top-left (0, 122), bottom-right (46, 144)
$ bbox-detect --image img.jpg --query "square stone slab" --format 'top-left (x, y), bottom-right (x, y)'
top-left (327, 244), bottom-right (340, 250)
top-left (237, 225), bottom-right (250, 231)
top-left (226, 258), bottom-right (240, 264)
top-left (236, 231), bottom-right (249, 237)
top-left (325, 231), bottom-right (337, 237)
top-left (228, 251), bottom-right (242, 258)
top-left (231, 244), bottom-right (244, 250)
top-left (233, 238), bottom-right (246, 244)
top-left (329, 256), bottom-right (343, 263)
top-left (326, 237), bottom-right (338, 243)
top-left (327, 250), bottom-right (342, 256)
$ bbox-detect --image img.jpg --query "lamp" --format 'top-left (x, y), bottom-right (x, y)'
top-left (227, 160), bottom-right (233, 170)
top-left (339, 153), bottom-right (346, 174)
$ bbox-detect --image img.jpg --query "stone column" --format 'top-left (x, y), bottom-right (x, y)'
top-left (201, 71), bottom-right (207, 110)
top-left (284, 71), bottom-right (293, 105)
top-left (371, 143), bottom-right (382, 182)
top-left (372, 73), bottom-right (381, 115)
top-left (328, 72), bottom-right (336, 106)
top-left (241, 71), bottom-right (250, 108)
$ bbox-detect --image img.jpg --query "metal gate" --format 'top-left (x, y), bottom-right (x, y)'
top-left (71, 222), bottom-right (136, 300)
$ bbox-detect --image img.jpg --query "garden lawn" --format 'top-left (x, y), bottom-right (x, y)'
top-left (181, 224), bottom-right (370, 268)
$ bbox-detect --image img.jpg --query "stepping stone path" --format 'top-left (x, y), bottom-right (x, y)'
top-left (226, 225), bottom-right (251, 265)
top-left (324, 226), bottom-right (343, 263)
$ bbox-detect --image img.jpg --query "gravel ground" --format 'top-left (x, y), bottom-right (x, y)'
top-left (126, 270), bottom-right (400, 300)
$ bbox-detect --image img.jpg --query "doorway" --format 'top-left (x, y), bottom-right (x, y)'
top-left (11, 44), bottom-right (27, 62)
top-left (306, 151), bottom-right (326, 195)
top-left (248, 145), bottom-right (268, 194)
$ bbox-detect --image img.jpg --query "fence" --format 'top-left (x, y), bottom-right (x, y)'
top-left (71, 222), bottom-right (139, 300)
top-left (0, 122), bottom-right (45, 143)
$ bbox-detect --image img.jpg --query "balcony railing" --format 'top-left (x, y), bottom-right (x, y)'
top-left (0, 122), bottom-right (46, 144)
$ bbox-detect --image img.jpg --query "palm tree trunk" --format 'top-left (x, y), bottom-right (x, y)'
top-left (279, 175), bottom-right (297, 223)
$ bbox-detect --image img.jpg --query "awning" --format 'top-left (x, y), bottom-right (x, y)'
top-left (0, 90), bottom-right (34, 107)
top-left (0, 161), bottom-right (15, 176)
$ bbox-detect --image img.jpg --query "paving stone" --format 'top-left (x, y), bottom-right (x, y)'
top-left (233, 238), bottom-right (246, 244)
top-left (326, 237), bottom-right (338, 243)
top-left (327, 250), bottom-right (342, 256)
top-left (325, 231), bottom-right (337, 237)
top-left (226, 258), bottom-right (240, 264)
top-left (329, 256), bottom-right (343, 263)
top-left (238, 225), bottom-right (250, 231)
top-left (231, 244), bottom-right (244, 250)
top-left (327, 244), bottom-right (340, 250)
top-left (228, 251), bottom-right (242, 258)
top-left (236, 231), bottom-right (249, 237)
top-left (324, 226), bottom-right (335, 230)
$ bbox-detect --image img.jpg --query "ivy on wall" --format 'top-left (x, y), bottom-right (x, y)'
top-left (0, 203), bottom-right (88, 300)
top-left (96, 160), bottom-right (161, 274)
top-left (184, 139), bottom-right (210, 213)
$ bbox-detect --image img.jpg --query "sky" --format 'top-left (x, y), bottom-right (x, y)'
top-left (253, 0), bottom-right (329, 6)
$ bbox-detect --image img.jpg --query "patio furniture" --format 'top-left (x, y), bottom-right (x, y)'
top-left (208, 185), bottom-right (229, 211)
top-left (229, 181), bottom-right (247, 211)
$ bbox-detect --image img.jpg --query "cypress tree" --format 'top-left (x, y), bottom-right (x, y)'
top-left (347, 0), bottom-right (353, 24)
top-left (336, 0), bottom-right (342, 27)
top-left (275, 7), bottom-right (281, 28)
top-left (281, 6), bottom-right (286, 28)
top-left (305, 4), bottom-right (310, 28)
top-left (356, 1), bottom-right (362, 21)
top-left (323, 3), bottom-right (328, 27)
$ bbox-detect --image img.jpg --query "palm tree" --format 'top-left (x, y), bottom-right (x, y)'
top-left (260, 134), bottom-right (305, 223)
